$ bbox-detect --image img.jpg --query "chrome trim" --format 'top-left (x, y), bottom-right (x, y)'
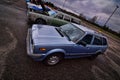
top-left (26, 29), bottom-right (45, 57)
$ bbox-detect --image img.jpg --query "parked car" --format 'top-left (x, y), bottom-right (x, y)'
top-left (27, 2), bottom-right (57, 16)
top-left (27, 3), bottom-right (81, 26)
top-left (26, 23), bottom-right (108, 66)
top-left (27, 11), bottom-right (81, 26)
top-left (27, 11), bottom-right (68, 26)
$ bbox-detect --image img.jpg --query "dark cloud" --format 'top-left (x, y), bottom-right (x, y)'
top-left (47, 0), bottom-right (120, 32)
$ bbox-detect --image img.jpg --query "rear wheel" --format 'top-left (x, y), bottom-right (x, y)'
top-left (89, 52), bottom-right (101, 60)
top-left (43, 54), bottom-right (63, 66)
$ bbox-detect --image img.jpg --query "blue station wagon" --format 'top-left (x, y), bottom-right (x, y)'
top-left (26, 23), bottom-right (108, 66)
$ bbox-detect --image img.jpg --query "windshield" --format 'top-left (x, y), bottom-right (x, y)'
top-left (60, 24), bottom-right (85, 43)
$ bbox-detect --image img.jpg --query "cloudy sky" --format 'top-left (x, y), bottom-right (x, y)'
top-left (47, 0), bottom-right (120, 32)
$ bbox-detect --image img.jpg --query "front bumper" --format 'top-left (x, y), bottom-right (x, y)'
top-left (26, 29), bottom-right (45, 61)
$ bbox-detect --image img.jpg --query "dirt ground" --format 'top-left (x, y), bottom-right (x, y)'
top-left (0, 0), bottom-right (120, 80)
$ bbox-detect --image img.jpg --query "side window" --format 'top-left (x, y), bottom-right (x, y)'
top-left (64, 16), bottom-right (70, 21)
top-left (102, 38), bottom-right (107, 45)
top-left (56, 14), bottom-right (63, 19)
top-left (71, 18), bottom-right (79, 24)
top-left (93, 36), bottom-right (102, 45)
top-left (81, 34), bottom-right (93, 44)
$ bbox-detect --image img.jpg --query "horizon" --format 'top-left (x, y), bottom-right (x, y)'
top-left (47, 0), bottom-right (120, 32)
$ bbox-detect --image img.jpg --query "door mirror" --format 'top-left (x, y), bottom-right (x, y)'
top-left (77, 41), bottom-right (87, 47)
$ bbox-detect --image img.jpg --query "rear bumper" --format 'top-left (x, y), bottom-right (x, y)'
top-left (26, 29), bottom-right (45, 61)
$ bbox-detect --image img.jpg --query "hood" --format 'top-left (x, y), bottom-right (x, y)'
top-left (31, 24), bottom-right (74, 45)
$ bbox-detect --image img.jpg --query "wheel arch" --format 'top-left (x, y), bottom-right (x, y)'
top-left (95, 50), bottom-right (103, 55)
top-left (43, 49), bottom-right (66, 60)
top-left (35, 18), bottom-right (47, 24)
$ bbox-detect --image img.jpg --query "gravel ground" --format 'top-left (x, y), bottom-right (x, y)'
top-left (0, 0), bottom-right (120, 80)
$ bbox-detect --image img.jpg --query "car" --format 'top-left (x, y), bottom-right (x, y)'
top-left (27, 11), bottom-right (69, 26)
top-left (27, 11), bottom-right (81, 26)
top-left (27, 3), bottom-right (81, 26)
top-left (27, 2), bottom-right (57, 16)
top-left (26, 23), bottom-right (108, 66)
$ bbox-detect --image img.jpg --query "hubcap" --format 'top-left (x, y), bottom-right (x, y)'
top-left (48, 56), bottom-right (59, 65)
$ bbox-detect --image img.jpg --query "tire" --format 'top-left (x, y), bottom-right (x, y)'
top-left (43, 54), bottom-right (63, 66)
top-left (35, 18), bottom-right (46, 24)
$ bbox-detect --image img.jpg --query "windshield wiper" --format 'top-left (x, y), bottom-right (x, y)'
top-left (58, 27), bottom-right (71, 41)
top-left (55, 28), bottom-right (64, 37)
top-left (62, 31), bottom-right (71, 41)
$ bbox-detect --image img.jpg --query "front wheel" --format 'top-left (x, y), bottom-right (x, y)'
top-left (43, 54), bottom-right (63, 66)
top-left (35, 18), bottom-right (46, 24)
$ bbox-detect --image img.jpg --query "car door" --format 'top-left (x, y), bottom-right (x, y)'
top-left (48, 17), bottom-right (68, 26)
top-left (70, 34), bottom-right (94, 56)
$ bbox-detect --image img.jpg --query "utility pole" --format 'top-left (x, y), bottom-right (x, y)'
top-left (62, 0), bottom-right (67, 9)
top-left (104, 5), bottom-right (119, 27)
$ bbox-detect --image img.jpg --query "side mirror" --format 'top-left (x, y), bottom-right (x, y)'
top-left (77, 41), bottom-right (87, 47)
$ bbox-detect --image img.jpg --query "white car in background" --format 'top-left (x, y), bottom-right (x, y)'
top-left (27, 2), bottom-right (57, 16)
